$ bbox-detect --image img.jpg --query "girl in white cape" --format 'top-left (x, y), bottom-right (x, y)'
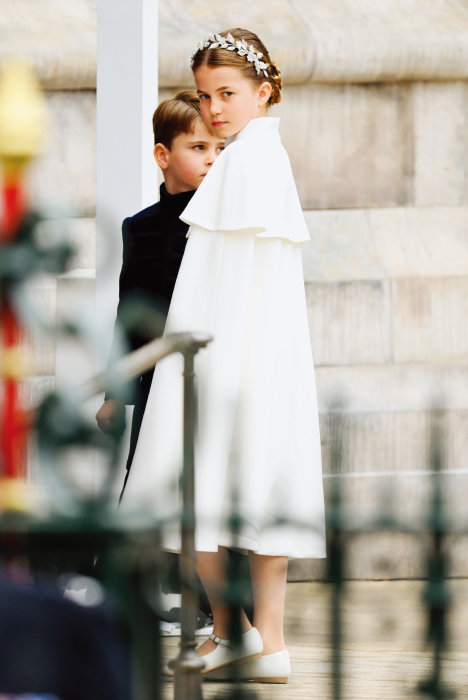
top-left (122, 28), bottom-right (326, 682)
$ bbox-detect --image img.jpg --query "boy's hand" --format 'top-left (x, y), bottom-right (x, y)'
top-left (95, 399), bottom-right (126, 435)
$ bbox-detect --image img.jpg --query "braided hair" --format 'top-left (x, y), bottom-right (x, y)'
top-left (191, 28), bottom-right (282, 106)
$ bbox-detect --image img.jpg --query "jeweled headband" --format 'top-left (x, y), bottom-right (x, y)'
top-left (191, 33), bottom-right (269, 78)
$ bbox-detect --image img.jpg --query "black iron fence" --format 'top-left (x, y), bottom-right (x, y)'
top-left (325, 409), bottom-right (457, 700)
top-left (0, 194), bottom-right (464, 700)
top-left (1, 339), bottom-right (464, 700)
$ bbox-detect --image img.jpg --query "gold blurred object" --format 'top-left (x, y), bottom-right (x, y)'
top-left (0, 477), bottom-right (34, 513)
top-left (0, 346), bottom-right (32, 379)
top-left (0, 58), bottom-right (47, 170)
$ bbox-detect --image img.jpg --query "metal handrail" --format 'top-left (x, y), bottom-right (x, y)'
top-left (81, 330), bottom-right (212, 700)
top-left (77, 331), bottom-right (211, 402)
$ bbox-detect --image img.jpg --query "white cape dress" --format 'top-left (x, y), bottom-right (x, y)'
top-left (121, 118), bottom-right (326, 558)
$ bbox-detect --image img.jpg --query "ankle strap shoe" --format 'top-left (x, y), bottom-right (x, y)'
top-left (164, 627), bottom-right (263, 678)
top-left (201, 627), bottom-right (263, 675)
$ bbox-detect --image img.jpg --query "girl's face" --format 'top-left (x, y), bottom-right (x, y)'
top-left (194, 65), bottom-right (271, 139)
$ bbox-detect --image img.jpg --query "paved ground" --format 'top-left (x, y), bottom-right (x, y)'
top-left (161, 579), bottom-right (468, 699)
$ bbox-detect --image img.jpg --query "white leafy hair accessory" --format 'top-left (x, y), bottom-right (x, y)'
top-left (192, 33), bottom-right (269, 78)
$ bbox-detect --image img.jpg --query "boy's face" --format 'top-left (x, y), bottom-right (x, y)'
top-left (155, 119), bottom-right (225, 194)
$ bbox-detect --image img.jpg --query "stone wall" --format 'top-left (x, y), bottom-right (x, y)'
top-left (2, 0), bottom-right (468, 577)
top-left (159, 2), bottom-right (468, 579)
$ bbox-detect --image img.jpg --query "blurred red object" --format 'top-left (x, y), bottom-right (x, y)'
top-left (0, 59), bottom-right (46, 499)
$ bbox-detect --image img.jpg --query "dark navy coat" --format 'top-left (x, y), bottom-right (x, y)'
top-left (107, 184), bottom-right (194, 475)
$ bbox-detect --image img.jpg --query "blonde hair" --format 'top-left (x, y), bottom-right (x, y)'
top-left (191, 28), bottom-right (282, 106)
top-left (152, 90), bottom-right (201, 147)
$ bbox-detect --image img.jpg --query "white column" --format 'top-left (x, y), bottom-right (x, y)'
top-left (96, 0), bottom-right (158, 363)
top-left (94, 0), bottom-right (158, 498)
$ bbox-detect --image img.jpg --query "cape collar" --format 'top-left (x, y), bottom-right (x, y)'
top-left (225, 117), bottom-right (280, 147)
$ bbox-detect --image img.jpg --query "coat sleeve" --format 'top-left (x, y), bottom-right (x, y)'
top-left (104, 217), bottom-right (138, 404)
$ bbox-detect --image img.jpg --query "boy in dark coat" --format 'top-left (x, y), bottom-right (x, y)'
top-left (95, 92), bottom-right (256, 634)
top-left (96, 91), bottom-right (225, 494)
top-left (95, 92), bottom-right (225, 628)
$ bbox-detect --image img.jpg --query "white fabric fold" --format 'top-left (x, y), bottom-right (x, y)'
top-left (181, 118), bottom-right (310, 243)
top-left (121, 117), bottom-right (326, 559)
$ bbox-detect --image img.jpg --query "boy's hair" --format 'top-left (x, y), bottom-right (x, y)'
top-left (152, 90), bottom-right (201, 148)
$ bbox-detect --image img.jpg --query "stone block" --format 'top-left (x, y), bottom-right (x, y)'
top-left (336, 470), bottom-right (468, 577)
top-left (277, 84), bottom-right (412, 209)
top-left (16, 375), bottom-right (55, 411)
top-left (288, 470), bottom-right (468, 579)
top-left (29, 91), bottom-right (96, 215)
top-left (318, 405), bottom-right (468, 475)
top-left (36, 217), bottom-right (96, 270)
top-left (302, 209), bottom-right (383, 282)
top-left (319, 410), bottom-right (427, 475)
top-left (19, 376), bottom-right (56, 483)
top-left (17, 276), bottom-right (57, 376)
top-left (288, 533), bottom-right (427, 581)
top-left (0, 0), bottom-right (96, 89)
top-left (368, 206), bottom-right (468, 278)
top-left (55, 271), bottom-right (97, 391)
top-left (294, 0), bottom-right (468, 83)
top-left (306, 280), bottom-right (391, 366)
top-left (392, 276), bottom-right (468, 363)
top-left (302, 207), bottom-right (468, 282)
top-left (316, 364), bottom-right (468, 414)
top-left (317, 363), bottom-right (468, 476)
top-left (412, 82), bottom-right (468, 206)
top-left (6, 216), bottom-right (96, 380)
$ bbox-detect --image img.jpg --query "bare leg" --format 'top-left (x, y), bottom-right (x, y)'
top-left (248, 553), bottom-right (288, 655)
top-left (196, 546), bottom-right (252, 655)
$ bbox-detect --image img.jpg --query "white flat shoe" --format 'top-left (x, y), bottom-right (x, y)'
top-left (206, 649), bottom-right (291, 683)
top-left (248, 649), bottom-right (291, 683)
top-left (201, 627), bottom-right (263, 675)
top-left (164, 627), bottom-right (263, 678)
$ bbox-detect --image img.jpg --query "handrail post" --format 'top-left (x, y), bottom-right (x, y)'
top-left (418, 409), bottom-right (452, 700)
top-left (173, 347), bottom-right (204, 700)
top-left (327, 409), bottom-right (345, 700)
